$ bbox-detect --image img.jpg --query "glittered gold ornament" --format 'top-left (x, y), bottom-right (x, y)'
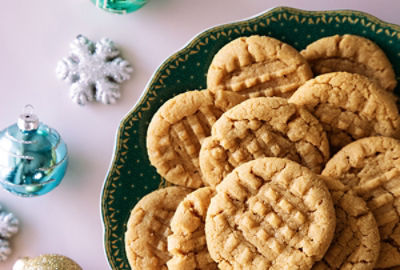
top-left (13, 254), bottom-right (82, 270)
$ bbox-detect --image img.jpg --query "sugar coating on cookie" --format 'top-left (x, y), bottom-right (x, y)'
top-left (301, 34), bottom-right (397, 92)
top-left (125, 187), bottom-right (191, 270)
top-left (167, 187), bottom-right (217, 270)
top-left (322, 136), bottom-right (400, 268)
top-left (205, 157), bottom-right (336, 270)
top-left (199, 97), bottom-right (329, 187)
top-left (207, 35), bottom-right (313, 98)
top-left (288, 72), bottom-right (400, 152)
top-left (312, 177), bottom-right (380, 270)
top-left (147, 89), bottom-right (246, 188)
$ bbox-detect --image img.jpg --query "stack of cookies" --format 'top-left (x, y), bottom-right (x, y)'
top-left (125, 34), bottom-right (400, 269)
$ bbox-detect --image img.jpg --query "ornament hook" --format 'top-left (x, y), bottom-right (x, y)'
top-left (17, 104), bottom-right (39, 131)
top-left (23, 104), bottom-right (34, 116)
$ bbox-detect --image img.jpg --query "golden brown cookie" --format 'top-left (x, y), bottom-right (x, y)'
top-left (301, 34), bottom-right (397, 92)
top-left (125, 187), bottom-right (191, 270)
top-left (167, 187), bottom-right (217, 270)
top-left (207, 35), bottom-right (313, 98)
top-left (312, 176), bottom-right (380, 270)
top-left (205, 157), bottom-right (336, 270)
top-left (199, 97), bottom-right (329, 187)
top-left (288, 72), bottom-right (400, 152)
top-left (322, 136), bottom-right (400, 268)
top-left (147, 89), bottom-right (246, 188)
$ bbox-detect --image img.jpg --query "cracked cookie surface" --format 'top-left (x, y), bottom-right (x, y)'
top-left (125, 187), bottom-right (191, 270)
top-left (322, 136), bottom-right (400, 268)
top-left (199, 97), bottom-right (329, 187)
top-left (167, 187), bottom-right (217, 270)
top-left (301, 34), bottom-right (397, 92)
top-left (207, 35), bottom-right (313, 98)
top-left (147, 89), bottom-right (246, 188)
top-left (288, 72), bottom-right (400, 153)
top-left (205, 157), bottom-right (336, 270)
top-left (312, 177), bottom-right (380, 270)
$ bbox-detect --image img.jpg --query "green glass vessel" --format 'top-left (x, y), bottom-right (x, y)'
top-left (91, 0), bottom-right (146, 14)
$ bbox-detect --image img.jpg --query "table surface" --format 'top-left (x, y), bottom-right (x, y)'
top-left (1, 0), bottom-right (400, 269)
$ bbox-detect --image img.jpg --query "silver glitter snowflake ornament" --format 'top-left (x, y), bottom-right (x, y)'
top-left (0, 204), bottom-right (18, 262)
top-left (0, 239), bottom-right (11, 262)
top-left (0, 211), bottom-right (19, 239)
top-left (56, 35), bottom-right (133, 105)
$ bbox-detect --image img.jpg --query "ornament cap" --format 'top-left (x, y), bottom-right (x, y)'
top-left (17, 105), bottom-right (39, 131)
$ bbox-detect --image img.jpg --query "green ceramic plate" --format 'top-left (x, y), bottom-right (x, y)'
top-left (101, 6), bottom-right (400, 269)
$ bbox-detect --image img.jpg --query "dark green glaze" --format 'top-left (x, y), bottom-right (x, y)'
top-left (101, 7), bottom-right (400, 269)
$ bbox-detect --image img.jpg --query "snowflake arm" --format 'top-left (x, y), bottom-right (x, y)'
top-left (0, 239), bottom-right (10, 262)
top-left (70, 81), bottom-right (95, 105)
top-left (108, 57), bottom-right (133, 83)
top-left (95, 79), bottom-right (121, 105)
top-left (95, 38), bottom-right (120, 60)
top-left (0, 205), bottom-right (18, 262)
top-left (70, 35), bottom-right (95, 60)
top-left (0, 205), bottom-right (18, 239)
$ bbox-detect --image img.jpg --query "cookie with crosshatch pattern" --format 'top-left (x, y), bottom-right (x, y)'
top-left (207, 35), bottom-right (313, 98)
top-left (124, 186), bottom-right (191, 270)
top-left (312, 176), bottom-right (380, 270)
top-left (167, 187), bottom-right (217, 270)
top-left (199, 96), bottom-right (330, 187)
top-left (146, 89), bottom-right (246, 188)
top-left (301, 34), bottom-right (397, 92)
top-left (289, 72), bottom-right (400, 153)
top-left (322, 136), bottom-right (400, 268)
top-left (205, 157), bottom-right (336, 270)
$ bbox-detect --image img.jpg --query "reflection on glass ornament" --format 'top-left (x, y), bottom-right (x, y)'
top-left (90, 0), bottom-right (147, 14)
top-left (0, 105), bottom-right (68, 197)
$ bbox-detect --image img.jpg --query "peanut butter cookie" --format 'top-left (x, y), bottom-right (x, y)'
top-left (205, 157), bottom-right (336, 270)
top-left (289, 72), bottom-right (400, 152)
top-left (312, 176), bottom-right (380, 270)
top-left (301, 34), bottom-right (397, 92)
top-left (207, 35), bottom-right (313, 98)
top-left (199, 97), bottom-right (329, 187)
top-left (167, 187), bottom-right (217, 270)
top-left (322, 136), bottom-right (400, 268)
top-left (125, 187), bottom-right (191, 270)
top-left (147, 89), bottom-right (245, 188)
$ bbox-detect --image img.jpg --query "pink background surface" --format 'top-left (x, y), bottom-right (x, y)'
top-left (1, 0), bottom-right (400, 269)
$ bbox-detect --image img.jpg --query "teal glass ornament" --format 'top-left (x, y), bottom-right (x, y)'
top-left (0, 105), bottom-right (68, 197)
top-left (91, 0), bottom-right (147, 14)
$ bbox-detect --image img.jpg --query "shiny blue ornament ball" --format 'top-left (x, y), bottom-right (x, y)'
top-left (0, 106), bottom-right (68, 197)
